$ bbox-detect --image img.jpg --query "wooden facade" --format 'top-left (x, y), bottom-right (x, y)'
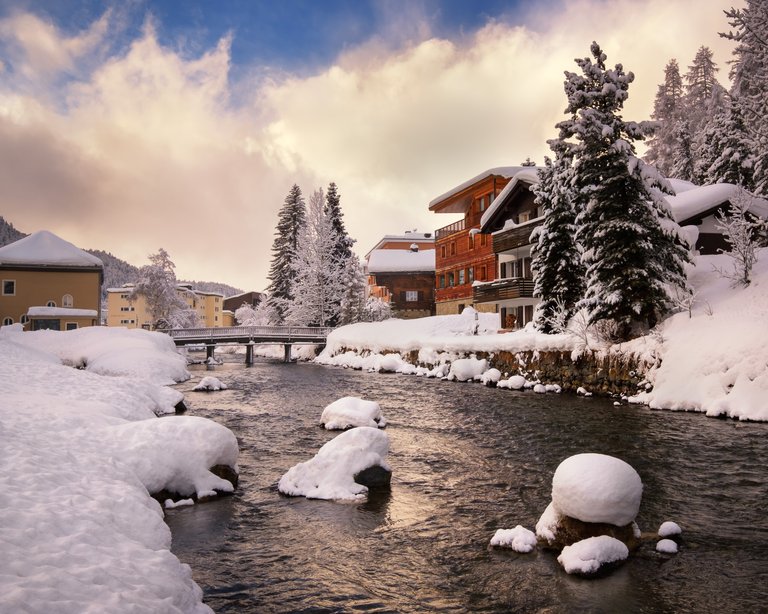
top-left (368, 271), bottom-right (435, 318)
top-left (430, 171), bottom-right (514, 315)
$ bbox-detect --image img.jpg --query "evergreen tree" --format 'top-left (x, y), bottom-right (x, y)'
top-left (266, 185), bottom-right (306, 323)
top-left (669, 118), bottom-right (696, 182)
top-left (338, 254), bottom-right (368, 325)
top-left (286, 189), bottom-right (345, 327)
top-left (645, 59), bottom-right (685, 176)
top-left (324, 182), bottom-right (355, 262)
top-left (684, 46), bottom-right (721, 133)
top-left (530, 146), bottom-right (584, 333)
top-left (722, 1), bottom-right (768, 196)
top-left (700, 95), bottom-right (756, 189)
top-left (130, 248), bottom-right (195, 329)
top-left (557, 42), bottom-right (689, 340)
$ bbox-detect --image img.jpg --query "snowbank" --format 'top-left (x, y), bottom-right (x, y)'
top-left (278, 427), bottom-right (390, 500)
top-left (0, 326), bottom-right (238, 612)
top-left (193, 376), bottom-right (228, 391)
top-left (320, 396), bottom-right (387, 430)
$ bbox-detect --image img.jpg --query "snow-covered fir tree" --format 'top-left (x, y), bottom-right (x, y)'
top-left (557, 42), bottom-right (689, 340)
top-left (338, 254), bottom-right (368, 325)
top-left (266, 184), bottom-right (306, 323)
top-left (130, 248), bottom-right (197, 329)
top-left (669, 118), bottom-right (696, 182)
top-left (645, 59), bottom-right (685, 177)
top-left (699, 95), bottom-right (756, 190)
top-left (722, 1), bottom-right (768, 196)
top-left (684, 46), bottom-right (721, 134)
top-left (286, 189), bottom-right (345, 327)
top-left (234, 300), bottom-right (275, 326)
top-left (530, 145), bottom-right (584, 333)
top-left (324, 182), bottom-right (357, 326)
top-left (363, 296), bottom-right (392, 322)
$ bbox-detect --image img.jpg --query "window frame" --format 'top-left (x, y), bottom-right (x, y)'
top-left (2, 279), bottom-right (15, 296)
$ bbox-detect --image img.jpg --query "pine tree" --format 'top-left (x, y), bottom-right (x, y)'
top-left (338, 254), bottom-right (368, 325)
top-left (669, 118), bottom-right (696, 182)
top-left (645, 59), bottom-right (685, 176)
top-left (286, 189), bottom-right (345, 327)
top-left (130, 248), bottom-right (193, 329)
top-left (266, 185), bottom-right (306, 323)
top-left (530, 146), bottom-right (584, 333)
top-left (558, 42), bottom-right (689, 340)
top-left (324, 182), bottom-right (355, 262)
top-left (722, 1), bottom-right (768, 196)
top-left (684, 46), bottom-right (721, 134)
top-left (701, 95), bottom-right (756, 190)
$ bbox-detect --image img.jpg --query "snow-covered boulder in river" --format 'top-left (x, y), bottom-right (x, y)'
top-left (557, 535), bottom-right (629, 575)
top-left (193, 376), bottom-right (228, 392)
top-left (278, 427), bottom-right (391, 500)
top-left (320, 396), bottom-right (387, 430)
top-left (536, 453), bottom-right (643, 551)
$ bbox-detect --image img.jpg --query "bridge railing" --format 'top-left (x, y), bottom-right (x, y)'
top-left (166, 325), bottom-right (333, 341)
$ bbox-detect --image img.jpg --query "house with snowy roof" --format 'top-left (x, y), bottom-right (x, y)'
top-left (365, 232), bottom-right (436, 318)
top-left (0, 230), bottom-right (103, 330)
top-left (475, 171), bottom-right (768, 329)
top-left (429, 167), bottom-right (530, 316)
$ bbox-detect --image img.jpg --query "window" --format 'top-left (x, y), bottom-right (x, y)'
top-left (439, 275), bottom-right (445, 288)
top-left (450, 242), bottom-right (456, 256)
top-left (120, 293), bottom-right (129, 299)
top-left (20, 314), bottom-right (29, 325)
top-left (469, 233), bottom-right (475, 250)
top-left (46, 300), bottom-right (56, 307)
top-left (2, 280), bottom-right (15, 296)
top-left (405, 290), bottom-right (418, 302)
top-left (441, 245), bottom-right (446, 259)
top-left (480, 234), bottom-right (487, 247)
top-left (65, 322), bottom-right (78, 331)
top-left (478, 196), bottom-right (485, 212)
top-left (458, 269), bottom-right (465, 285)
top-left (120, 306), bottom-right (135, 312)
top-left (480, 266), bottom-right (487, 281)
top-left (468, 267), bottom-right (474, 284)
top-left (62, 294), bottom-right (73, 308)
top-left (120, 319), bottom-right (136, 325)
top-left (2, 317), bottom-right (13, 326)
top-left (448, 272), bottom-right (455, 287)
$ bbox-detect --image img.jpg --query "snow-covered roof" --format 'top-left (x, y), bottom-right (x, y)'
top-left (0, 230), bottom-right (102, 268)
top-left (27, 307), bottom-right (98, 318)
top-left (429, 166), bottom-right (527, 210)
top-left (480, 168), bottom-right (540, 230)
top-left (365, 232), bottom-right (434, 257)
top-left (367, 248), bottom-right (436, 273)
top-left (668, 183), bottom-right (768, 223)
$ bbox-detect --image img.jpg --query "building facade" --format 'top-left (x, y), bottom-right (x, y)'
top-left (0, 231), bottom-right (102, 331)
top-left (106, 284), bottom-right (225, 329)
top-left (429, 167), bottom-right (528, 315)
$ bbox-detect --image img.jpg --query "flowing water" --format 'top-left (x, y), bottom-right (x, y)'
top-left (167, 358), bottom-right (768, 613)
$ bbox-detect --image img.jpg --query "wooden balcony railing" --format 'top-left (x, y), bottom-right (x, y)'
top-left (435, 218), bottom-right (466, 241)
top-left (473, 277), bottom-right (535, 303)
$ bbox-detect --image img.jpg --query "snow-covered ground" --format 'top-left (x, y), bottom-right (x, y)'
top-left (0, 325), bottom-right (239, 613)
top-left (317, 250), bottom-right (768, 422)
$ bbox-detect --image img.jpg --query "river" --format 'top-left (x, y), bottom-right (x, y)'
top-left (166, 358), bottom-right (768, 613)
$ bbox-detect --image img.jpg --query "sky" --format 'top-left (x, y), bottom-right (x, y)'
top-left (0, 0), bottom-right (742, 292)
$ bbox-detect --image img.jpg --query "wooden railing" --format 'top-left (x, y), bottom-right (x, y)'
top-left (435, 218), bottom-right (466, 241)
top-left (473, 277), bottom-right (535, 303)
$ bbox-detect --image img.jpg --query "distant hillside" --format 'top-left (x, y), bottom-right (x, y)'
top-left (0, 217), bottom-right (244, 299)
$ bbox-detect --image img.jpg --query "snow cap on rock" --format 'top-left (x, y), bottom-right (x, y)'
top-left (552, 453), bottom-right (642, 526)
top-left (557, 535), bottom-right (629, 575)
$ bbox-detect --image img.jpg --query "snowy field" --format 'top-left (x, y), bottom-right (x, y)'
top-left (318, 249), bottom-right (768, 422)
top-left (0, 326), bottom-right (238, 613)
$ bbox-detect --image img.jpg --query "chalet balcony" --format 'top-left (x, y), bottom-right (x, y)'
top-left (473, 277), bottom-right (535, 304)
top-left (435, 218), bottom-right (466, 241)
top-left (492, 218), bottom-right (544, 253)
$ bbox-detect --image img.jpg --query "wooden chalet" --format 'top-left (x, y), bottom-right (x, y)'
top-left (429, 167), bottom-right (528, 315)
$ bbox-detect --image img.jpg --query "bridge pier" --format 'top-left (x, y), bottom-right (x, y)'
top-left (284, 344), bottom-right (292, 363)
top-left (206, 345), bottom-right (215, 362)
top-left (245, 342), bottom-right (254, 366)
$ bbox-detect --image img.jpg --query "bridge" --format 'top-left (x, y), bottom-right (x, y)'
top-left (166, 325), bottom-right (333, 364)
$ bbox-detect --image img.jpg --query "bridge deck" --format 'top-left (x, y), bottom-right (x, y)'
top-left (166, 325), bottom-right (332, 346)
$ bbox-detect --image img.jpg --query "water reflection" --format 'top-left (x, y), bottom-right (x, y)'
top-left (166, 358), bottom-right (768, 613)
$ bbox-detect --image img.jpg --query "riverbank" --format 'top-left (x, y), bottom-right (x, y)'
top-left (0, 326), bottom-right (239, 613)
top-left (317, 250), bottom-right (768, 422)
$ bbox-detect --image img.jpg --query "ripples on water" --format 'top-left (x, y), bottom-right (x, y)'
top-left (166, 358), bottom-right (768, 613)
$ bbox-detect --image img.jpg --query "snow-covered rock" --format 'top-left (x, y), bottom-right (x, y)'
top-left (557, 536), bottom-right (629, 575)
top-left (320, 396), bottom-right (387, 430)
top-left (658, 520), bottom-right (682, 538)
top-left (446, 357), bottom-right (487, 381)
top-left (490, 526), bottom-right (538, 553)
top-left (552, 453), bottom-right (643, 526)
top-left (278, 427), bottom-right (391, 500)
top-left (480, 368), bottom-right (502, 385)
top-left (193, 376), bottom-right (228, 391)
top-left (498, 374), bottom-right (527, 390)
top-left (656, 539), bottom-right (679, 554)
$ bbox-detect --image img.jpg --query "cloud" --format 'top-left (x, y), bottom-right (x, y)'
top-left (0, 0), bottom-right (740, 291)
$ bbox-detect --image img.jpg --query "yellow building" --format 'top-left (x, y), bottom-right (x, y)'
top-left (0, 231), bottom-right (103, 331)
top-left (106, 284), bottom-right (225, 329)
